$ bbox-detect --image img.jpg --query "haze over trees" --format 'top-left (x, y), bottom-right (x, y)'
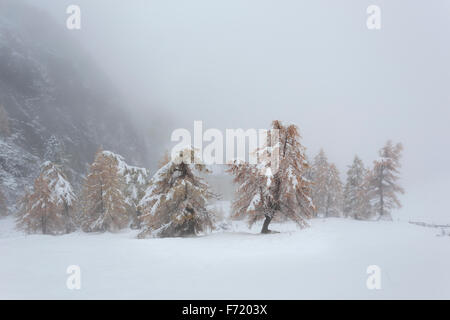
top-left (366, 141), bottom-right (404, 221)
top-left (311, 150), bottom-right (343, 218)
top-left (343, 156), bottom-right (372, 219)
top-left (44, 136), bottom-right (68, 167)
top-left (0, 0), bottom-right (409, 239)
top-left (9, 121), bottom-right (404, 237)
top-left (0, 1), bottom-right (151, 210)
top-left (311, 141), bottom-right (403, 221)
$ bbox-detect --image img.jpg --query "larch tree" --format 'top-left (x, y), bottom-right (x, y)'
top-left (16, 161), bottom-right (76, 234)
top-left (367, 140), bottom-right (404, 221)
top-left (158, 150), bottom-right (171, 169)
top-left (228, 120), bottom-right (314, 234)
top-left (80, 148), bottom-right (131, 232)
top-left (311, 149), bottom-right (329, 217)
top-left (138, 147), bottom-right (215, 238)
top-left (227, 159), bottom-right (269, 227)
top-left (311, 149), bottom-right (343, 217)
top-left (343, 155), bottom-right (372, 219)
top-left (303, 154), bottom-right (314, 186)
top-left (98, 151), bottom-right (150, 229)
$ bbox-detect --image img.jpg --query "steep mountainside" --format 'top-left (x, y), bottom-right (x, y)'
top-left (0, 1), bottom-right (148, 209)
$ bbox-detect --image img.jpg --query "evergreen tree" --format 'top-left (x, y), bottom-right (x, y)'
top-left (138, 147), bottom-right (215, 238)
top-left (311, 149), bottom-right (343, 217)
top-left (80, 148), bottom-right (131, 232)
top-left (311, 149), bottom-right (329, 217)
top-left (99, 151), bottom-right (149, 207)
top-left (367, 141), bottom-right (404, 220)
top-left (343, 156), bottom-right (372, 219)
top-left (325, 163), bottom-right (343, 217)
top-left (16, 161), bottom-right (76, 234)
top-left (102, 150), bottom-right (151, 229)
top-left (228, 120), bottom-right (314, 233)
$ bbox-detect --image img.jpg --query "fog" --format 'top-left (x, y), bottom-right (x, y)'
top-left (27, 0), bottom-right (450, 222)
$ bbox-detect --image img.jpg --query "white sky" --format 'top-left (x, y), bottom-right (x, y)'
top-left (30, 0), bottom-right (450, 222)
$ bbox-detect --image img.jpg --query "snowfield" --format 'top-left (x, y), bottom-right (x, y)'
top-left (0, 214), bottom-right (449, 299)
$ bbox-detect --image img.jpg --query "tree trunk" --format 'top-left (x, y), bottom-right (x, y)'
top-left (64, 203), bottom-right (70, 233)
top-left (261, 215), bottom-right (272, 234)
top-left (379, 190), bottom-right (384, 219)
top-left (42, 215), bottom-right (47, 235)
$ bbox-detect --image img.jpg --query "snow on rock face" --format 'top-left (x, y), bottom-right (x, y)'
top-left (0, 138), bottom-right (40, 210)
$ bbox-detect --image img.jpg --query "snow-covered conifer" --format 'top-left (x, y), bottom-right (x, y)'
top-left (311, 149), bottom-right (329, 216)
top-left (16, 161), bottom-right (76, 234)
top-left (80, 148), bottom-right (131, 232)
top-left (343, 155), bottom-right (372, 219)
top-left (311, 149), bottom-right (343, 217)
top-left (138, 147), bottom-right (215, 238)
top-left (100, 151), bottom-right (150, 214)
top-left (228, 159), bottom-right (268, 226)
top-left (228, 120), bottom-right (314, 233)
top-left (366, 141), bottom-right (404, 220)
top-left (325, 163), bottom-right (343, 217)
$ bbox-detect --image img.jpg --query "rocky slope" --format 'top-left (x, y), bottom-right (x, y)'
top-left (0, 1), bottom-right (148, 210)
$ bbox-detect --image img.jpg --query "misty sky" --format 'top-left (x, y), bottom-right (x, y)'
top-left (26, 0), bottom-right (450, 221)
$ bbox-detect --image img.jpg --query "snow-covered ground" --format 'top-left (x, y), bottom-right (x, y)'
top-left (0, 211), bottom-right (449, 299)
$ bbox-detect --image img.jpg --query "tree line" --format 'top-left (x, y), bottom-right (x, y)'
top-left (3, 120), bottom-right (403, 237)
top-left (310, 139), bottom-right (404, 221)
